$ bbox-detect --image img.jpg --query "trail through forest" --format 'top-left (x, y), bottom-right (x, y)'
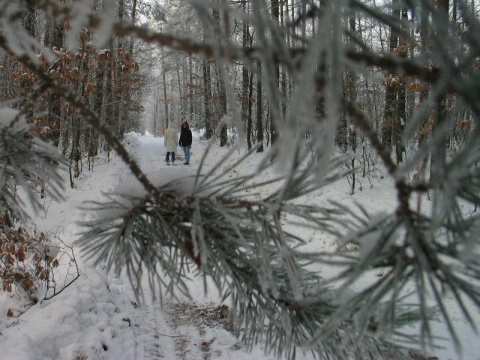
top-left (87, 134), bottom-right (277, 360)
top-left (1, 133), bottom-right (478, 360)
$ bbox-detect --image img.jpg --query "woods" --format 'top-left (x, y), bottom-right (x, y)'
top-left (2, 0), bottom-right (480, 359)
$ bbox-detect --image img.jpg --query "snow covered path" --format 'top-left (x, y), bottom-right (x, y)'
top-left (119, 135), bottom-right (286, 360)
top-left (0, 133), bottom-right (285, 360)
top-left (1, 133), bottom-right (478, 359)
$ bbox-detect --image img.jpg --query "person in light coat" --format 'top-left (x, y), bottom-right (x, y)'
top-left (164, 122), bottom-right (178, 164)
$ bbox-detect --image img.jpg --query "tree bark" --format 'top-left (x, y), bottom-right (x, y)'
top-left (242, 0), bottom-right (251, 149)
top-left (203, 58), bottom-right (213, 139)
top-left (381, 0), bottom-right (400, 153)
top-left (256, 60), bottom-right (263, 153)
top-left (270, 0), bottom-right (279, 146)
top-left (395, 7), bottom-right (408, 164)
top-left (430, 0), bottom-right (449, 180)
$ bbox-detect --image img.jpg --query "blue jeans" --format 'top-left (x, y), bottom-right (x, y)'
top-left (166, 152), bottom-right (175, 162)
top-left (183, 146), bottom-right (190, 163)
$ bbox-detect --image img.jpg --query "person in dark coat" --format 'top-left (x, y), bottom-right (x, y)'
top-left (178, 121), bottom-right (193, 165)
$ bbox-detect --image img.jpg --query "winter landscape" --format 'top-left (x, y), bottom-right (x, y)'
top-left (2, 0), bottom-right (480, 359)
top-left (0, 131), bottom-right (478, 359)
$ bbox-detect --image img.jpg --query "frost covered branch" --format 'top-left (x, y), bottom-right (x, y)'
top-left (2, 0), bottom-right (480, 359)
top-left (75, 149), bottom-right (423, 358)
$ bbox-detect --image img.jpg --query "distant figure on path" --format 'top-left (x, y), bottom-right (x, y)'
top-left (164, 122), bottom-right (178, 165)
top-left (179, 121), bottom-right (193, 165)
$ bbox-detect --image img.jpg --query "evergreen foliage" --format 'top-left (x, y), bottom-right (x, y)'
top-left (1, 0), bottom-right (480, 359)
top-left (0, 109), bottom-right (64, 222)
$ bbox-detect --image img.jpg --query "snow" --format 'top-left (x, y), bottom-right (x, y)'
top-left (0, 108), bottom-right (24, 129)
top-left (0, 131), bottom-right (479, 360)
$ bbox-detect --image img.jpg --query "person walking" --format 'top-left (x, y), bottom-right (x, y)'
top-left (164, 122), bottom-right (178, 165)
top-left (178, 121), bottom-right (193, 165)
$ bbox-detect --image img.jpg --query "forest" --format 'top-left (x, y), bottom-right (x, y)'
top-left (1, 0), bottom-right (480, 359)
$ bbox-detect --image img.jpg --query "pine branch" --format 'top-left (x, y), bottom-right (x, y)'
top-left (0, 109), bottom-right (65, 221)
top-left (75, 149), bottom-right (427, 358)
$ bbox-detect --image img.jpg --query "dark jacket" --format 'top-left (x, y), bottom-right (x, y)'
top-left (179, 126), bottom-right (192, 147)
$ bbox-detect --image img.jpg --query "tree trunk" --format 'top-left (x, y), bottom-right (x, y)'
top-left (430, 0), bottom-right (449, 180)
top-left (395, 7), bottom-right (408, 164)
top-left (346, 16), bottom-right (358, 192)
top-left (203, 58), bottom-right (213, 139)
top-left (218, 70), bottom-right (228, 147)
top-left (114, 0), bottom-right (125, 139)
top-left (89, 61), bottom-right (105, 160)
top-left (189, 54), bottom-right (194, 125)
top-left (162, 50), bottom-right (169, 130)
top-left (24, 2), bottom-right (36, 38)
top-left (176, 57), bottom-right (184, 120)
top-left (247, 71), bottom-right (253, 149)
top-left (129, 0), bottom-right (137, 55)
top-left (242, 0), bottom-right (251, 149)
top-left (212, 3), bottom-right (228, 146)
top-left (381, 0), bottom-right (400, 153)
top-left (270, 0), bottom-right (279, 146)
top-left (45, 15), bottom-right (64, 149)
top-left (104, 42), bottom-right (114, 158)
top-left (256, 60), bottom-right (263, 153)
top-left (152, 84), bottom-right (160, 136)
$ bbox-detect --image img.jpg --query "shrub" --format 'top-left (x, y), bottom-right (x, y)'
top-left (0, 223), bottom-right (78, 304)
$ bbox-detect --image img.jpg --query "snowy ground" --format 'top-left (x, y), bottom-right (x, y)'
top-left (0, 132), bottom-right (478, 360)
